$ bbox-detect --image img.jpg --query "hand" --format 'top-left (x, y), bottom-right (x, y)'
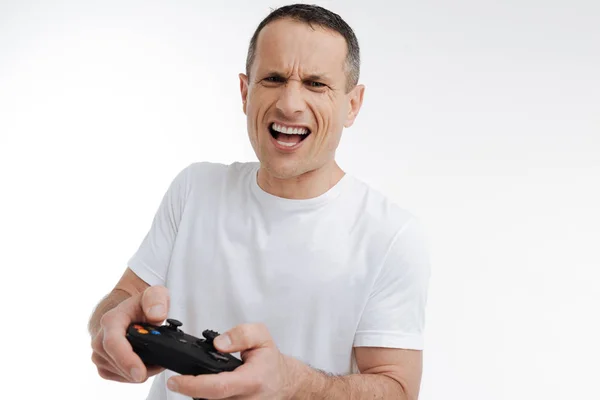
top-left (167, 323), bottom-right (299, 399)
top-left (91, 285), bottom-right (170, 383)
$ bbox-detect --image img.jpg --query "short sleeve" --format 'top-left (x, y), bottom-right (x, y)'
top-left (354, 216), bottom-right (432, 350)
top-left (127, 165), bottom-right (191, 286)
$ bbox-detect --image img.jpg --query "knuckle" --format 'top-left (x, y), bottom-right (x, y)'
top-left (99, 312), bottom-right (114, 329)
top-left (97, 367), bottom-right (115, 381)
top-left (234, 322), bottom-right (269, 346)
top-left (102, 333), bottom-right (118, 350)
top-left (256, 322), bottom-right (269, 336)
top-left (91, 336), bottom-right (102, 353)
top-left (238, 323), bottom-right (253, 340)
top-left (91, 352), bottom-right (102, 366)
top-left (92, 353), bottom-right (113, 371)
top-left (147, 285), bottom-right (169, 300)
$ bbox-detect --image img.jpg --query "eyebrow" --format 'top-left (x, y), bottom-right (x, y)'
top-left (263, 71), bottom-right (331, 82)
top-left (304, 74), bottom-right (329, 82)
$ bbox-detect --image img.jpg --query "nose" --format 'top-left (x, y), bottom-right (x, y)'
top-left (275, 82), bottom-right (306, 118)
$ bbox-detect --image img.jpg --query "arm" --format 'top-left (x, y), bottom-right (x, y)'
top-left (289, 347), bottom-right (422, 400)
top-left (167, 325), bottom-right (424, 399)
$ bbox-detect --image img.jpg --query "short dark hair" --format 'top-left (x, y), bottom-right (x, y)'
top-left (245, 3), bottom-right (360, 92)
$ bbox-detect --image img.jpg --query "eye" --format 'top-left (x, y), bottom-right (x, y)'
top-left (264, 76), bottom-right (285, 83)
top-left (307, 81), bottom-right (326, 88)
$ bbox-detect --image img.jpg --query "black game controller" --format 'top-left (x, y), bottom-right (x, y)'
top-left (126, 318), bottom-right (243, 377)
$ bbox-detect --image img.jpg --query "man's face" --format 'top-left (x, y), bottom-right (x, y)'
top-left (240, 18), bottom-right (364, 180)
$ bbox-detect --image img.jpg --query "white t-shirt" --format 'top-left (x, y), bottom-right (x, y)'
top-left (128, 161), bottom-right (431, 400)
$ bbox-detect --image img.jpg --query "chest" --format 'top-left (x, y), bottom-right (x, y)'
top-left (176, 201), bottom-right (375, 307)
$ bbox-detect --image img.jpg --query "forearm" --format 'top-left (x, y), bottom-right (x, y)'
top-left (87, 289), bottom-right (132, 337)
top-left (287, 357), bottom-right (408, 400)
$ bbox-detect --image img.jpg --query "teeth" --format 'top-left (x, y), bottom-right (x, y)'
top-left (276, 140), bottom-right (297, 147)
top-left (272, 123), bottom-right (309, 135)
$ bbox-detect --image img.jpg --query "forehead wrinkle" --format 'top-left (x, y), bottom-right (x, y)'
top-left (253, 20), bottom-right (347, 84)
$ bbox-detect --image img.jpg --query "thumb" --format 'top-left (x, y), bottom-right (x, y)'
top-left (214, 323), bottom-right (274, 353)
top-left (140, 285), bottom-right (170, 324)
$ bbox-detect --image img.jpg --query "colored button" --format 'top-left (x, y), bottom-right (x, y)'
top-left (150, 330), bottom-right (161, 335)
top-left (133, 325), bottom-right (143, 329)
top-left (137, 329), bottom-right (149, 334)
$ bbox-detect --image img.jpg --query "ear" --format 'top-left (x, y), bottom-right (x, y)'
top-left (343, 84), bottom-right (365, 128)
top-left (239, 73), bottom-right (249, 115)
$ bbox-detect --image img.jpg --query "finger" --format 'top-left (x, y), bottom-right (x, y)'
top-left (214, 323), bottom-right (274, 353)
top-left (97, 367), bottom-right (130, 383)
top-left (100, 311), bottom-right (147, 382)
top-left (91, 332), bottom-right (131, 380)
top-left (93, 347), bottom-right (158, 381)
top-left (140, 285), bottom-right (170, 323)
top-left (92, 351), bottom-right (126, 379)
top-left (167, 369), bottom-right (260, 399)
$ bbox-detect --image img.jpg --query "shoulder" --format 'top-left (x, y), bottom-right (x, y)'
top-left (346, 175), bottom-right (419, 236)
top-left (347, 177), bottom-right (431, 285)
top-left (343, 175), bottom-right (430, 267)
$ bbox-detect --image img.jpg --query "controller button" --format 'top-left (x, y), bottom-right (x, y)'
top-left (150, 330), bottom-right (161, 335)
top-left (133, 324), bottom-right (143, 329)
top-left (138, 329), bottom-right (149, 334)
top-left (207, 351), bottom-right (229, 362)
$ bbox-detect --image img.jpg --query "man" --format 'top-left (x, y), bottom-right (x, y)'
top-left (89, 4), bottom-right (431, 399)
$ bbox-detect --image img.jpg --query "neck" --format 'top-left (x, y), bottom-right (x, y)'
top-left (257, 162), bottom-right (345, 200)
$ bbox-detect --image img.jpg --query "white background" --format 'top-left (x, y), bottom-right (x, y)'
top-left (1, 0), bottom-right (599, 399)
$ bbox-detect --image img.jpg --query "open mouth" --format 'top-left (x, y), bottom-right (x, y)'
top-left (269, 122), bottom-right (311, 148)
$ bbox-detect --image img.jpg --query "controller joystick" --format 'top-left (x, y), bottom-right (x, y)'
top-left (166, 318), bottom-right (182, 331)
top-left (126, 319), bottom-right (243, 378)
top-left (202, 329), bottom-right (219, 343)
